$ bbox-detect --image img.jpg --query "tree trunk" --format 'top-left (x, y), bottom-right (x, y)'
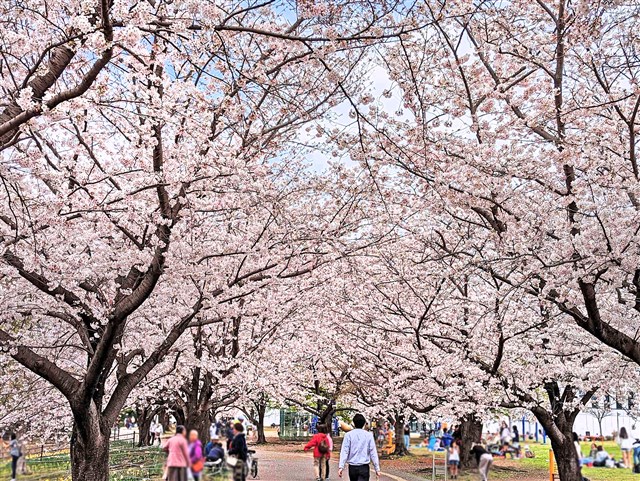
top-left (533, 409), bottom-right (583, 481)
top-left (256, 403), bottom-right (267, 444)
top-left (173, 407), bottom-right (186, 428)
top-left (137, 406), bottom-right (154, 447)
top-left (459, 415), bottom-right (483, 469)
top-left (70, 412), bottom-right (110, 481)
top-left (185, 407), bottom-right (211, 444)
top-left (548, 432), bottom-right (582, 481)
top-left (158, 408), bottom-right (171, 432)
top-left (393, 417), bottom-right (408, 456)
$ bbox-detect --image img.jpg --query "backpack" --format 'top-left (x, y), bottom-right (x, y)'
top-left (318, 435), bottom-right (329, 455)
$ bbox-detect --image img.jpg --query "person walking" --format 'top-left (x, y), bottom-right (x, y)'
top-left (150, 420), bottom-right (157, 446)
top-left (304, 424), bottom-right (331, 481)
top-left (9, 433), bottom-right (20, 481)
top-left (188, 430), bottom-right (204, 481)
top-left (209, 420), bottom-right (219, 441)
top-left (226, 420), bottom-right (235, 450)
top-left (228, 422), bottom-right (248, 481)
top-left (338, 414), bottom-right (381, 481)
top-left (155, 421), bottom-right (164, 446)
top-left (163, 425), bottom-right (191, 481)
top-left (471, 444), bottom-right (493, 481)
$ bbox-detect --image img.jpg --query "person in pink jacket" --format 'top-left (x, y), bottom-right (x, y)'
top-left (163, 425), bottom-right (191, 481)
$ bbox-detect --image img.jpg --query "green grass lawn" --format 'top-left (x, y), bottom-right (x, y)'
top-left (517, 441), bottom-right (638, 481)
top-left (401, 441), bottom-right (638, 481)
top-left (0, 444), bottom-right (180, 481)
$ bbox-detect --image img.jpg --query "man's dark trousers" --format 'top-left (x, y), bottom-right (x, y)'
top-left (348, 464), bottom-right (370, 481)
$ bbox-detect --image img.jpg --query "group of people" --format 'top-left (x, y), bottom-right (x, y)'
top-left (574, 427), bottom-right (637, 470)
top-left (305, 414), bottom-right (380, 481)
top-left (418, 425), bottom-right (460, 451)
top-left (163, 421), bottom-right (248, 481)
top-left (374, 423), bottom-right (392, 449)
top-left (301, 414), bottom-right (492, 481)
top-left (124, 415), bottom-right (137, 429)
top-left (149, 420), bottom-right (164, 446)
top-left (486, 422), bottom-right (522, 459)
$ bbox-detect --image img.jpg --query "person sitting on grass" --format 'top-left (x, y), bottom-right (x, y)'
top-left (499, 441), bottom-right (521, 459)
top-left (523, 445), bottom-right (535, 458)
top-left (428, 431), bottom-right (437, 451)
top-left (593, 446), bottom-right (611, 467)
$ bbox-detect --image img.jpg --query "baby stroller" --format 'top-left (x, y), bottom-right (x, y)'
top-left (632, 439), bottom-right (640, 473)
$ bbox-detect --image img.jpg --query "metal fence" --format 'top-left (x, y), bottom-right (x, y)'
top-left (0, 428), bottom-right (139, 461)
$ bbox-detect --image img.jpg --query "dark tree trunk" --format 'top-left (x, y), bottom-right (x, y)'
top-left (393, 416), bottom-right (408, 456)
top-left (548, 434), bottom-right (582, 481)
top-left (158, 408), bottom-right (171, 432)
top-left (136, 406), bottom-right (155, 447)
top-left (533, 400), bottom-right (583, 481)
top-left (173, 407), bottom-right (186, 427)
top-left (459, 415), bottom-right (483, 469)
top-left (256, 403), bottom-right (267, 444)
top-left (70, 409), bottom-right (110, 481)
top-left (185, 407), bottom-right (210, 444)
top-left (320, 409), bottom-right (333, 428)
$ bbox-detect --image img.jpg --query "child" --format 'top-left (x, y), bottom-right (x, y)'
top-left (524, 444), bottom-right (535, 458)
top-left (304, 424), bottom-right (331, 481)
top-left (449, 439), bottom-right (461, 479)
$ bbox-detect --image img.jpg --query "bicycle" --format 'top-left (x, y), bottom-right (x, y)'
top-left (246, 449), bottom-right (258, 479)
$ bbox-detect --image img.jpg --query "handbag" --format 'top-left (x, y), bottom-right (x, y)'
top-left (227, 456), bottom-right (239, 467)
top-left (192, 458), bottom-right (205, 472)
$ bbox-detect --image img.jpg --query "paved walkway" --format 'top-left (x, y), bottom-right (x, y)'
top-left (253, 449), bottom-right (410, 481)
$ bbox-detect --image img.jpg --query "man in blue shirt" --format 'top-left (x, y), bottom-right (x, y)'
top-left (338, 414), bottom-right (381, 481)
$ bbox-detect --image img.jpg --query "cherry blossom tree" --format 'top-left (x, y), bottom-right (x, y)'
top-left (334, 219), bottom-right (639, 479)
top-left (317, 1), bottom-right (640, 478)
top-left (0, 1), bottom-right (413, 479)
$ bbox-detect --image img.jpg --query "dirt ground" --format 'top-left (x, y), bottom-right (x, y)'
top-left (255, 435), bottom-right (548, 481)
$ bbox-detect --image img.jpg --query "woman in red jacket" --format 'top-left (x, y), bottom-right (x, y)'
top-left (304, 424), bottom-right (331, 481)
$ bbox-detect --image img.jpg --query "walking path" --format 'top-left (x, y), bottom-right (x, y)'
top-left (253, 448), bottom-right (413, 481)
